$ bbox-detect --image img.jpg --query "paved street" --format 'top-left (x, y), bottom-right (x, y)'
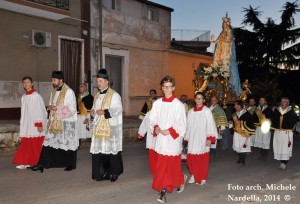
top-left (1, 135), bottom-right (300, 204)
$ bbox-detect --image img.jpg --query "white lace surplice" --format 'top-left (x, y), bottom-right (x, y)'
top-left (43, 88), bottom-right (79, 151)
top-left (90, 92), bottom-right (123, 155)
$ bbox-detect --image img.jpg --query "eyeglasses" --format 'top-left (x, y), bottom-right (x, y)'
top-left (162, 86), bottom-right (173, 89)
top-left (195, 98), bottom-right (203, 100)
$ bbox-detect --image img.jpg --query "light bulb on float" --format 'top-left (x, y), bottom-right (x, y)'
top-left (261, 120), bottom-right (271, 133)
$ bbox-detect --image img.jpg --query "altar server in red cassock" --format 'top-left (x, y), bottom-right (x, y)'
top-left (137, 97), bottom-right (158, 175)
top-left (149, 76), bottom-right (187, 203)
top-left (12, 76), bottom-right (47, 169)
top-left (185, 92), bottom-right (218, 185)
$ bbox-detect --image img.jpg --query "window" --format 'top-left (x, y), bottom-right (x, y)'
top-left (147, 7), bottom-right (159, 22)
top-left (111, 0), bottom-right (116, 10)
top-left (147, 8), bottom-right (154, 20)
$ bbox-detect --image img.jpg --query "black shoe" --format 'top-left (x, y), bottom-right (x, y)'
top-left (64, 166), bottom-right (73, 171)
top-left (93, 173), bottom-right (110, 181)
top-left (29, 165), bottom-right (39, 171)
top-left (30, 165), bottom-right (44, 173)
top-left (27, 166), bottom-right (36, 170)
top-left (34, 166), bottom-right (44, 173)
top-left (236, 160), bottom-right (241, 164)
top-left (110, 174), bottom-right (118, 182)
top-left (103, 173), bottom-right (110, 180)
top-left (157, 190), bottom-right (166, 203)
top-left (37, 167), bottom-right (44, 173)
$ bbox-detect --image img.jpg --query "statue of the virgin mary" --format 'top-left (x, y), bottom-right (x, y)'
top-left (212, 13), bottom-right (242, 96)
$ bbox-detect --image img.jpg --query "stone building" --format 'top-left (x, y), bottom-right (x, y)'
top-left (90, 0), bottom-right (173, 116)
top-left (0, 0), bottom-right (85, 119)
top-left (0, 0), bottom-right (212, 119)
top-left (0, 0), bottom-right (174, 118)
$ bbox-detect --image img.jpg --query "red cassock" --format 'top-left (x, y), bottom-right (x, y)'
top-left (152, 154), bottom-right (184, 192)
top-left (149, 96), bottom-right (187, 192)
top-left (13, 136), bottom-right (45, 165)
top-left (149, 149), bottom-right (158, 175)
top-left (12, 89), bottom-right (47, 166)
top-left (187, 152), bottom-right (210, 184)
top-left (185, 105), bottom-right (218, 184)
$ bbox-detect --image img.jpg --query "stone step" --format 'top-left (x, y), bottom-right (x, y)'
top-left (0, 124), bottom-right (20, 153)
top-left (0, 118), bottom-right (142, 152)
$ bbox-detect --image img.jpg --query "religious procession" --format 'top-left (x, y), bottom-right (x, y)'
top-left (1, 1), bottom-right (300, 204)
top-left (9, 14), bottom-right (299, 204)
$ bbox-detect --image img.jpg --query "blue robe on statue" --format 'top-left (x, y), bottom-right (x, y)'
top-left (229, 36), bottom-right (242, 96)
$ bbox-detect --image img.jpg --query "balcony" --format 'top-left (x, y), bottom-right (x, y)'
top-left (25, 0), bottom-right (69, 11)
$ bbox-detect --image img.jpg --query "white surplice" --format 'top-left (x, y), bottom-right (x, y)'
top-left (20, 91), bottom-right (47, 138)
top-left (149, 98), bottom-right (187, 156)
top-left (185, 106), bottom-right (218, 154)
top-left (90, 91), bottom-right (123, 155)
top-left (138, 110), bottom-right (156, 150)
top-left (43, 87), bottom-right (78, 151)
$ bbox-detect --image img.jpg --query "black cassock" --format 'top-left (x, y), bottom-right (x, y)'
top-left (81, 94), bottom-right (94, 110)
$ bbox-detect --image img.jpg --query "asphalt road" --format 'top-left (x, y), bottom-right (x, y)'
top-left (1, 135), bottom-right (300, 204)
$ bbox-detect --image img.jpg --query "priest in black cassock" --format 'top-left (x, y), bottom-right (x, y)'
top-left (272, 97), bottom-right (298, 170)
top-left (31, 71), bottom-right (78, 173)
top-left (90, 69), bottom-right (123, 182)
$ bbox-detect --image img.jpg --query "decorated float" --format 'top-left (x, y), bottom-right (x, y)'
top-left (193, 13), bottom-right (250, 106)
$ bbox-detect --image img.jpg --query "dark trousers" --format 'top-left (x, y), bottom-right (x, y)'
top-left (238, 153), bottom-right (246, 165)
top-left (92, 152), bottom-right (123, 180)
top-left (39, 146), bottom-right (77, 169)
top-left (260, 149), bottom-right (268, 157)
top-left (280, 160), bottom-right (288, 164)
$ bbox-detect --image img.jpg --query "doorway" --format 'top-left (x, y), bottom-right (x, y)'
top-left (58, 36), bottom-right (84, 96)
top-left (105, 55), bottom-right (122, 96)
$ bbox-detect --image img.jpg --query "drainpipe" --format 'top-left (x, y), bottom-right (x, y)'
top-left (99, 0), bottom-right (103, 69)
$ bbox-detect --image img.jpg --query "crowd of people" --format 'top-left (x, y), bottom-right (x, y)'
top-left (11, 73), bottom-right (299, 203)
top-left (13, 69), bottom-right (123, 182)
top-left (137, 77), bottom-right (299, 203)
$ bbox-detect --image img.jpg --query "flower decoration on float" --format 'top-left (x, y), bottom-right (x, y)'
top-left (194, 62), bottom-right (229, 81)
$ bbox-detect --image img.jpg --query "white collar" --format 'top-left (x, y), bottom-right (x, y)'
top-left (279, 106), bottom-right (291, 115)
top-left (247, 106), bottom-right (255, 110)
top-left (80, 92), bottom-right (89, 99)
top-left (258, 105), bottom-right (268, 111)
top-left (237, 109), bottom-right (246, 118)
